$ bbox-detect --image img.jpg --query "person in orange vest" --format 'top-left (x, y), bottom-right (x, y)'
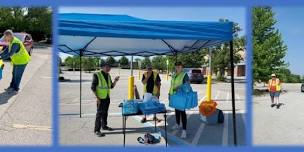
top-left (268, 73), bottom-right (281, 108)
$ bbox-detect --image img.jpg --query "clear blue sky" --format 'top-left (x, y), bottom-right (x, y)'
top-left (59, 7), bottom-right (245, 60)
top-left (273, 7), bottom-right (304, 76)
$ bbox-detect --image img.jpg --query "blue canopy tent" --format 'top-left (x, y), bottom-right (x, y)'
top-left (58, 13), bottom-right (238, 145)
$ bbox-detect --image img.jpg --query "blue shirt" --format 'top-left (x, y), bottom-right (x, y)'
top-left (0, 43), bottom-right (20, 60)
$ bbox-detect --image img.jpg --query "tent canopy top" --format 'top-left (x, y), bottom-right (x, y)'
top-left (59, 13), bottom-right (233, 56)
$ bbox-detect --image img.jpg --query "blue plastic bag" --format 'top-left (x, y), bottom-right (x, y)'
top-left (122, 100), bottom-right (139, 115)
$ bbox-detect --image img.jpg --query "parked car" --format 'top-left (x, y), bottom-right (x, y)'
top-left (0, 32), bottom-right (34, 56)
top-left (301, 83), bottom-right (304, 92)
top-left (184, 68), bottom-right (204, 84)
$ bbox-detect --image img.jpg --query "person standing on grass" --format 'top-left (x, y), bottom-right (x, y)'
top-left (0, 30), bottom-right (31, 94)
top-left (169, 62), bottom-right (190, 139)
top-left (91, 62), bottom-right (119, 137)
top-left (268, 73), bottom-right (281, 109)
top-left (141, 65), bottom-right (161, 123)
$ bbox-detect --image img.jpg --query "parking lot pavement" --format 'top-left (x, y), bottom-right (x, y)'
top-left (60, 69), bottom-right (246, 146)
top-left (0, 47), bottom-right (52, 145)
top-left (253, 83), bottom-right (304, 145)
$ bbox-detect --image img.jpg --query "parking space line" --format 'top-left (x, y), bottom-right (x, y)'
top-left (191, 123), bottom-right (205, 145)
top-left (222, 112), bottom-right (229, 145)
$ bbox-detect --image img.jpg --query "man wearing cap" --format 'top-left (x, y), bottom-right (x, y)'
top-left (0, 30), bottom-right (31, 93)
top-left (141, 65), bottom-right (161, 123)
top-left (268, 73), bottom-right (281, 108)
top-left (91, 62), bottom-right (120, 137)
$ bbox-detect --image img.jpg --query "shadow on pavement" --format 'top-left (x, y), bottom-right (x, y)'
top-left (60, 79), bottom-right (92, 83)
top-left (0, 91), bottom-right (16, 105)
top-left (159, 113), bottom-right (246, 146)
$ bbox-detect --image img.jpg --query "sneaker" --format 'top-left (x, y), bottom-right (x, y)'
top-left (171, 124), bottom-right (180, 130)
top-left (181, 130), bottom-right (187, 139)
top-left (271, 104), bottom-right (276, 108)
top-left (94, 131), bottom-right (105, 137)
top-left (153, 116), bottom-right (161, 122)
top-left (102, 126), bottom-right (113, 131)
top-left (5, 87), bottom-right (14, 92)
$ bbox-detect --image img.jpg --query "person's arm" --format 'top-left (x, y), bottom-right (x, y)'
top-left (111, 76), bottom-right (119, 88)
top-left (91, 73), bottom-right (100, 100)
top-left (0, 44), bottom-right (20, 60)
top-left (155, 74), bottom-right (161, 97)
top-left (183, 74), bottom-right (190, 84)
top-left (142, 72), bottom-right (152, 84)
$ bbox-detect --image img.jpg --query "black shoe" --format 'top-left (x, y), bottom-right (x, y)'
top-left (271, 104), bottom-right (276, 108)
top-left (102, 126), bottom-right (113, 131)
top-left (153, 116), bottom-right (161, 122)
top-left (141, 117), bottom-right (147, 123)
top-left (95, 131), bottom-right (105, 137)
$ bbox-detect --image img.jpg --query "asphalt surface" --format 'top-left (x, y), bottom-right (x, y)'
top-left (253, 83), bottom-right (304, 145)
top-left (0, 46), bottom-right (52, 145)
top-left (60, 69), bottom-right (246, 146)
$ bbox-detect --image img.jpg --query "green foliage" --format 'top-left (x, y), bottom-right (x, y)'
top-left (106, 56), bottom-right (116, 66)
top-left (119, 56), bottom-right (129, 66)
top-left (141, 57), bottom-right (152, 69)
top-left (253, 7), bottom-right (287, 83)
top-left (64, 56), bottom-right (99, 72)
top-left (0, 7), bottom-right (52, 41)
top-left (152, 56), bottom-right (167, 71)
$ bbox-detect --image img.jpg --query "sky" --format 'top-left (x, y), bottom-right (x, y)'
top-left (273, 7), bottom-right (304, 76)
top-left (59, 7), bottom-right (245, 60)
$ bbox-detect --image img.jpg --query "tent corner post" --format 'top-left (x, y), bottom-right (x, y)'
top-left (80, 49), bottom-right (84, 118)
top-left (229, 41), bottom-right (237, 146)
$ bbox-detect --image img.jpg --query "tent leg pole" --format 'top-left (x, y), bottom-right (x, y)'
top-left (80, 51), bottom-right (83, 118)
top-left (131, 56), bottom-right (133, 76)
top-left (230, 41), bottom-right (237, 145)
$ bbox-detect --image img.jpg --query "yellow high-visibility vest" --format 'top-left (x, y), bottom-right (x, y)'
top-left (169, 72), bottom-right (186, 95)
top-left (96, 71), bottom-right (112, 99)
top-left (9, 37), bottom-right (31, 65)
top-left (143, 71), bottom-right (159, 96)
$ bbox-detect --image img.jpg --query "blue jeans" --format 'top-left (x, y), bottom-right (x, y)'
top-left (10, 64), bottom-right (27, 91)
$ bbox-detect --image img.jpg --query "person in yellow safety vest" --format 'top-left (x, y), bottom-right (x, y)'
top-left (0, 30), bottom-right (31, 93)
top-left (169, 62), bottom-right (190, 139)
top-left (268, 73), bottom-right (282, 109)
top-left (141, 65), bottom-right (161, 123)
top-left (91, 62), bottom-right (120, 137)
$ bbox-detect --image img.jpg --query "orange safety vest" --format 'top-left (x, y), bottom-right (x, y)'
top-left (268, 78), bottom-right (281, 92)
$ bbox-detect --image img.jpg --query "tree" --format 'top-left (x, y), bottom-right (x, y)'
top-left (152, 56), bottom-right (166, 71)
top-left (211, 19), bottom-right (244, 77)
top-left (0, 7), bottom-right (51, 41)
top-left (141, 57), bottom-right (151, 69)
top-left (253, 7), bottom-right (287, 83)
top-left (119, 56), bottom-right (129, 66)
top-left (106, 56), bottom-right (116, 66)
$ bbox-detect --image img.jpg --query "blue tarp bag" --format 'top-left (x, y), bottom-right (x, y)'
top-left (169, 91), bottom-right (187, 111)
top-left (138, 101), bottom-right (166, 115)
top-left (185, 91), bottom-right (198, 109)
top-left (169, 83), bottom-right (198, 110)
top-left (122, 100), bottom-right (139, 115)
